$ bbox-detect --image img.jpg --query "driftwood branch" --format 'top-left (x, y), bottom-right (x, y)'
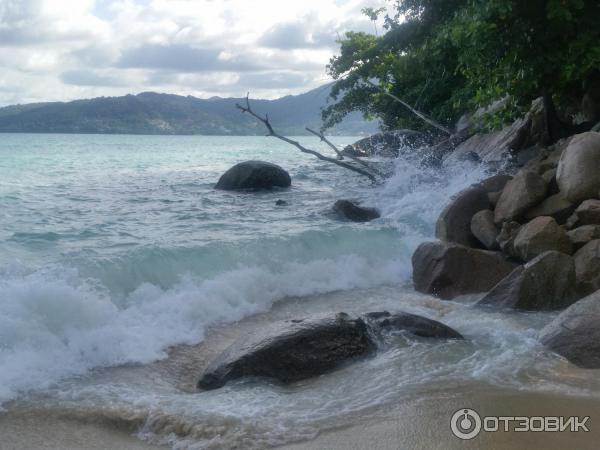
top-left (364, 79), bottom-right (452, 135)
top-left (305, 127), bottom-right (386, 178)
top-left (236, 95), bottom-right (378, 183)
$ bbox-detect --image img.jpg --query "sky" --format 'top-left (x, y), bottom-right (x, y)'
top-left (0, 0), bottom-right (389, 106)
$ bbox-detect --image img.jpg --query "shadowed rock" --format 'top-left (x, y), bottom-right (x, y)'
top-left (556, 132), bottom-right (600, 203)
top-left (477, 251), bottom-right (576, 310)
top-left (197, 311), bottom-right (462, 390)
top-left (494, 170), bottom-right (547, 224)
top-left (333, 200), bottom-right (380, 222)
top-left (470, 209), bottom-right (499, 250)
top-left (215, 160), bottom-right (291, 190)
top-left (513, 216), bottom-right (573, 261)
top-left (540, 289), bottom-right (600, 368)
top-left (412, 241), bottom-right (519, 299)
top-left (574, 239), bottom-right (600, 296)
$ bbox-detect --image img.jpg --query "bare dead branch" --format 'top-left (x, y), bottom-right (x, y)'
top-left (305, 127), bottom-right (386, 178)
top-left (364, 79), bottom-right (452, 135)
top-left (236, 97), bottom-right (378, 183)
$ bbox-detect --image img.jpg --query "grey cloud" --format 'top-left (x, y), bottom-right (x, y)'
top-left (258, 21), bottom-right (335, 49)
top-left (60, 69), bottom-right (127, 87)
top-left (117, 44), bottom-right (269, 72)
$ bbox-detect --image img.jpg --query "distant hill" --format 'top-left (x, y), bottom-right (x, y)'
top-left (0, 84), bottom-right (379, 135)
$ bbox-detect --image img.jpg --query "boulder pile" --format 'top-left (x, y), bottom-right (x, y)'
top-left (412, 131), bottom-right (600, 311)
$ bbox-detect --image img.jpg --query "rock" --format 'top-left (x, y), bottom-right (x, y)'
top-left (363, 311), bottom-right (463, 340)
top-left (573, 240), bottom-right (600, 296)
top-left (567, 225), bottom-right (600, 249)
top-left (341, 130), bottom-right (430, 158)
top-left (198, 313), bottom-right (373, 390)
top-left (513, 216), bottom-right (573, 261)
top-left (494, 170), bottom-right (547, 224)
top-left (275, 199), bottom-right (288, 206)
top-left (539, 289), bottom-right (600, 368)
top-left (197, 311), bottom-right (462, 390)
top-left (574, 199), bottom-right (600, 225)
top-left (496, 221), bottom-right (522, 257)
top-left (556, 132), bottom-right (600, 203)
top-left (477, 174), bottom-right (513, 194)
top-left (488, 191), bottom-right (502, 206)
top-left (524, 193), bottom-right (575, 224)
top-left (412, 241), bottom-right (519, 299)
top-left (470, 210), bottom-right (499, 250)
top-left (333, 200), bottom-right (380, 222)
top-left (215, 161), bottom-right (291, 190)
top-left (477, 251), bottom-right (576, 310)
top-left (435, 186), bottom-right (490, 247)
top-left (541, 168), bottom-right (559, 195)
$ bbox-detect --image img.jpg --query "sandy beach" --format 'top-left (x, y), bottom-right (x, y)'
top-left (2, 384), bottom-right (599, 450)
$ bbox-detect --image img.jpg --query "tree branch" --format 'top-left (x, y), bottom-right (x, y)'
top-left (236, 95), bottom-right (378, 183)
top-left (364, 79), bottom-right (452, 135)
top-left (305, 127), bottom-right (386, 178)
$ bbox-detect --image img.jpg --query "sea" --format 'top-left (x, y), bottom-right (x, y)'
top-left (1, 133), bottom-right (599, 449)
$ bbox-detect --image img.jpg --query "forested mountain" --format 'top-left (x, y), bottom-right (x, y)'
top-left (0, 84), bottom-right (378, 135)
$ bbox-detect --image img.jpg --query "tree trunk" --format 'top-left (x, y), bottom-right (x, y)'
top-left (542, 92), bottom-right (567, 145)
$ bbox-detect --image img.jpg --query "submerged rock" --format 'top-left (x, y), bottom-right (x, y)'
top-left (197, 311), bottom-right (462, 390)
top-left (341, 130), bottom-right (430, 158)
top-left (539, 289), bottom-right (600, 368)
top-left (435, 186), bottom-right (490, 247)
top-left (333, 200), bottom-right (380, 222)
top-left (412, 241), bottom-right (519, 299)
top-left (477, 251), bottom-right (576, 310)
top-left (198, 313), bottom-right (373, 390)
top-left (363, 311), bottom-right (463, 340)
top-left (215, 160), bottom-right (291, 190)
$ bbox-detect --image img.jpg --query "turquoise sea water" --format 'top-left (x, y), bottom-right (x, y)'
top-left (1, 134), bottom-right (599, 448)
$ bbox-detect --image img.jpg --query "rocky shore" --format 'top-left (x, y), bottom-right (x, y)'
top-left (412, 128), bottom-right (600, 368)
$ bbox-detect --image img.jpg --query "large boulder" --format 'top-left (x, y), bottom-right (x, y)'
top-left (197, 313), bottom-right (372, 390)
top-left (494, 170), bottom-right (547, 224)
top-left (333, 200), bottom-right (380, 222)
top-left (573, 240), bottom-right (600, 296)
top-left (539, 289), bottom-right (600, 368)
top-left (435, 186), bottom-right (490, 247)
top-left (524, 193), bottom-right (575, 224)
top-left (197, 311), bottom-right (462, 390)
top-left (477, 251), bottom-right (576, 310)
top-left (412, 241), bottom-right (519, 299)
top-left (567, 225), bottom-right (600, 250)
top-left (470, 209), bottom-right (499, 250)
top-left (513, 216), bottom-right (573, 261)
top-left (556, 132), bottom-right (600, 203)
top-left (215, 161), bottom-right (291, 190)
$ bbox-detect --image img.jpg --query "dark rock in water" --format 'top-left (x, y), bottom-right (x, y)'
top-left (435, 186), bottom-right (490, 247)
top-left (197, 313), bottom-right (373, 390)
top-left (275, 199), bottom-right (288, 206)
top-left (477, 251), bottom-right (576, 311)
top-left (197, 311), bottom-right (463, 390)
top-left (341, 130), bottom-right (430, 158)
top-left (215, 160), bottom-right (291, 191)
top-left (333, 200), bottom-right (380, 222)
top-left (539, 289), bottom-right (600, 368)
top-left (363, 311), bottom-right (463, 340)
top-left (412, 241), bottom-right (519, 299)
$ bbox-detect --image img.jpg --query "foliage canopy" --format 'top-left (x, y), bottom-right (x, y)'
top-left (323, 0), bottom-right (600, 134)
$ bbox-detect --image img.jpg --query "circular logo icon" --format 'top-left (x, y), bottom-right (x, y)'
top-left (451, 408), bottom-right (482, 440)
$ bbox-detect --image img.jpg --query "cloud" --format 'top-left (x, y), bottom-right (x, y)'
top-left (0, 0), bottom-right (390, 106)
top-left (60, 69), bottom-right (128, 87)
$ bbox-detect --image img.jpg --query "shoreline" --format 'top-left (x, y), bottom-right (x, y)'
top-left (2, 384), bottom-right (599, 450)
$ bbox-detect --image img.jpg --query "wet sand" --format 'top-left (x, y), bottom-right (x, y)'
top-left (2, 386), bottom-right (599, 450)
